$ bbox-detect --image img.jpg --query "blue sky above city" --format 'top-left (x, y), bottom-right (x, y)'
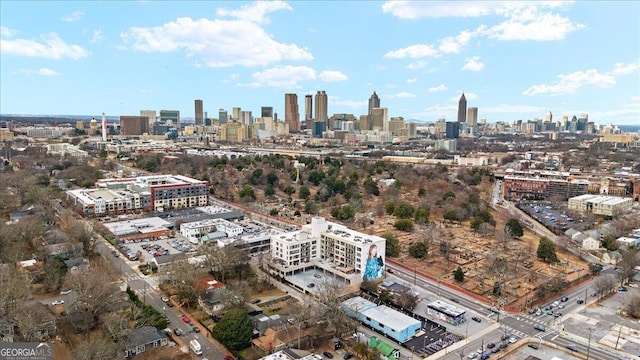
top-left (1, 1), bottom-right (639, 125)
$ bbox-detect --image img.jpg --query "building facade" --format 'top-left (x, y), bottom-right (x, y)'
top-left (568, 194), bottom-right (633, 217)
top-left (120, 116), bottom-right (149, 136)
top-left (268, 217), bottom-right (386, 287)
top-left (314, 91), bottom-right (328, 122)
top-left (159, 110), bottom-right (180, 129)
top-left (194, 99), bottom-right (204, 126)
top-left (180, 218), bottom-right (244, 244)
top-left (284, 93), bottom-right (301, 132)
top-left (457, 93), bottom-right (467, 123)
top-left (66, 175), bottom-right (208, 216)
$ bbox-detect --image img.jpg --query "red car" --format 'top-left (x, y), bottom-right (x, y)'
top-left (182, 315), bottom-right (190, 323)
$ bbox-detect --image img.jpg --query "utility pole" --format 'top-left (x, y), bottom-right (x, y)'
top-left (615, 323), bottom-right (623, 350)
top-left (586, 328), bottom-right (594, 360)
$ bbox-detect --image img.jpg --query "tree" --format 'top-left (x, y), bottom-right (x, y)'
top-left (617, 248), bottom-right (640, 286)
top-left (408, 242), bottom-right (428, 259)
top-left (393, 202), bottom-right (415, 219)
top-left (536, 237), bottom-right (559, 263)
top-left (238, 184), bottom-right (256, 201)
top-left (443, 209), bottom-right (460, 222)
top-left (382, 232), bottom-right (400, 257)
top-left (395, 287), bottom-right (419, 311)
top-left (384, 199), bottom-right (396, 215)
top-left (453, 267), bottom-right (465, 282)
top-left (393, 219), bottom-right (414, 232)
top-left (589, 263), bottom-right (603, 276)
top-left (211, 307), bottom-right (253, 351)
top-left (266, 171), bottom-right (279, 187)
top-left (624, 293), bottom-right (640, 319)
top-left (505, 219), bottom-right (524, 238)
top-left (363, 176), bottom-right (380, 196)
top-left (307, 170), bottom-right (325, 186)
top-left (414, 207), bottom-right (429, 224)
top-left (298, 185), bottom-right (311, 200)
top-left (264, 185), bottom-right (276, 197)
top-left (43, 255), bottom-right (68, 292)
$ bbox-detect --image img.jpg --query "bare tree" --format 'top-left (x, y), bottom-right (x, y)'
top-left (594, 274), bottom-right (617, 297)
top-left (624, 293), bottom-right (640, 319)
top-left (617, 248), bottom-right (640, 286)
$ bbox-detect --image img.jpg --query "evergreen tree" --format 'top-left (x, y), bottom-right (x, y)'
top-left (212, 308), bottom-right (253, 351)
top-left (536, 237), bottom-right (559, 263)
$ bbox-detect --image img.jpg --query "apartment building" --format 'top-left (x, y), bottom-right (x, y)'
top-left (180, 218), bottom-right (244, 244)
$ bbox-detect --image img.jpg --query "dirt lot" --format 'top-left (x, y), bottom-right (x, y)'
top-left (367, 181), bottom-right (590, 308)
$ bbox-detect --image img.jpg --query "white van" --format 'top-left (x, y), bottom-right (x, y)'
top-left (189, 339), bottom-right (202, 355)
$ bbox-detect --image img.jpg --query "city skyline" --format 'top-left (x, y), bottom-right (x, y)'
top-left (1, 1), bottom-right (639, 125)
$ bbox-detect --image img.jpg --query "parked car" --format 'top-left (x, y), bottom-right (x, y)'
top-left (508, 337), bottom-right (517, 344)
top-left (182, 315), bottom-right (191, 323)
top-left (527, 343), bottom-right (539, 350)
top-left (628, 283), bottom-right (638, 288)
top-left (471, 317), bottom-right (482, 323)
top-left (561, 296), bottom-right (569, 302)
top-left (467, 352), bottom-right (477, 359)
top-left (577, 298), bottom-right (584, 304)
top-left (173, 328), bottom-right (183, 336)
top-left (618, 287), bottom-right (628, 292)
top-left (52, 300), bottom-right (64, 306)
top-left (251, 299), bottom-right (261, 304)
top-left (161, 296), bottom-right (170, 303)
top-left (343, 353), bottom-right (354, 360)
top-left (481, 354), bottom-right (490, 360)
top-left (528, 309), bottom-right (536, 314)
top-left (486, 343), bottom-right (495, 349)
top-left (307, 283), bottom-right (315, 288)
top-left (193, 326), bottom-right (200, 333)
top-left (450, 298), bottom-right (459, 303)
top-left (323, 352), bottom-right (334, 359)
top-left (566, 344), bottom-right (578, 352)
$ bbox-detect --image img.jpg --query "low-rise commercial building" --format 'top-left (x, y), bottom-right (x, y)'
top-left (180, 218), bottom-right (244, 244)
top-left (568, 194), bottom-right (633, 217)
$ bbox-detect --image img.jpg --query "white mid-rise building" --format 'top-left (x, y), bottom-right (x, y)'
top-left (180, 218), bottom-right (244, 244)
top-left (568, 194), bottom-right (633, 217)
top-left (269, 217), bottom-right (386, 287)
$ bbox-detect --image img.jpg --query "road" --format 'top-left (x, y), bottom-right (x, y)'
top-left (95, 237), bottom-right (228, 360)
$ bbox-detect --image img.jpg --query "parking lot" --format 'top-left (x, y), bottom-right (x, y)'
top-left (563, 285), bottom-right (640, 356)
top-left (516, 200), bottom-right (593, 234)
top-left (121, 238), bottom-right (188, 261)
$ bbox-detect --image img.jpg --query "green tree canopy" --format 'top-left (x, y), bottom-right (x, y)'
top-left (382, 232), bottom-right (400, 257)
top-left (536, 237), bottom-right (559, 263)
top-left (298, 185), bottom-right (311, 200)
top-left (505, 218), bottom-right (524, 238)
top-left (393, 219), bottom-right (414, 232)
top-left (408, 242), bottom-right (428, 259)
top-left (453, 267), bottom-right (464, 282)
top-left (394, 202), bottom-right (415, 219)
top-left (212, 308), bottom-right (253, 351)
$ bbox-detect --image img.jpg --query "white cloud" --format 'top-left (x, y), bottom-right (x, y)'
top-left (331, 98), bottom-right (368, 108)
top-left (462, 56), bottom-right (485, 71)
top-left (0, 33), bottom-right (89, 59)
top-left (18, 68), bottom-right (60, 76)
top-left (524, 69), bottom-right (616, 96)
top-left (90, 29), bottom-right (104, 44)
top-left (406, 60), bottom-right (428, 70)
top-left (121, 16), bottom-right (312, 67)
top-left (382, 1), bottom-right (503, 19)
top-left (61, 10), bottom-right (84, 23)
top-left (319, 70), bottom-right (348, 82)
top-left (308, 27), bottom-right (318, 33)
top-left (420, 103), bottom-right (458, 119)
top-left (524, 61), bottom-right (639, 96)
top-left (38, 68), bottom-right (59, 76)
top-left (251, 65), bottom-right (316, 88)
top-left (407, 78), bottom-right (417, 84)
top-left (438, 30), bottom-right (475, 54)
top-left (216, 0), bottom-right (291, 24)
top-left (427, 84), bottom-right (448, 93)
top-left (611, 61), bottom-right (639, 75)
top-left (386, 91), bottom-right (416, 99)
top-left (384, 45), bottom-right (437, 59)
top-left (483, 4), bottom-right (585, 41)
top-left (1, 26), bottom-right (16, 38)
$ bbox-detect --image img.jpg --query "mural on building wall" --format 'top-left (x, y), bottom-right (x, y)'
top-left (363, 243), bottom-right (385, 281)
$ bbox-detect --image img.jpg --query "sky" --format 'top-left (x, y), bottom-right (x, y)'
top-left (1, 1), bottom-right (639, 125)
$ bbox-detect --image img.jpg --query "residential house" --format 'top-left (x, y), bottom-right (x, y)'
top-left (198, 287), bottom-right (228, 316)
top-left (13, 303), bottom-right (57, 342)
top-left (124, 326), bottom-right (168, 358)
top-left (577, 234), bottom-right (600, 251)
top-left (616, 237), bottom-right (640, 249)
top-left (44, 242), bottom-right (84, 261)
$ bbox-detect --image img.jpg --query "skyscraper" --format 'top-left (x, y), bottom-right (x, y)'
top-left (368, 91), bottom-right (380, 116)
top-left (284, 93), bottom-right (301, 132)
top-left (314, 91), bottom-right (328, 122)
top-left (467, 107), bottom-right (478, 126)
top-left (261, 106), bottom-right (273, 118)
top-left (457, 93), bottom-right (467, 123)
top-left (120, 116), bottom-right (149, 136)
top-left (370, 107), bottom-right (388, 132)
top-left (305, 95), bottom-right (313, 121)
top-left (232, 107), bottom-right (242, 121)
top-left (218, 109), bottom-right (228, 124)
top-left (194, 99), bottom-right (203, 126)
top-left (445, 121), bottom-right (460, 139)
top-left (160, 110), bottom-right (180, 129)
top-left (140, 110), bottom-right (156, 128)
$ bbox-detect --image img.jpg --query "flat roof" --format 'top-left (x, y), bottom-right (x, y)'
top-left (361, 305), bottom-right (421, 333)
top-left (181, 218), bottom-right (243, 231)
top-left (103, 217), bottom-right (172, 236)
top-left (342, 296), bottom-right (377, 313)
top-left (569, 194), bottom-right (632, 205)
top-left (427, 300), bottom-right (466, 317)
